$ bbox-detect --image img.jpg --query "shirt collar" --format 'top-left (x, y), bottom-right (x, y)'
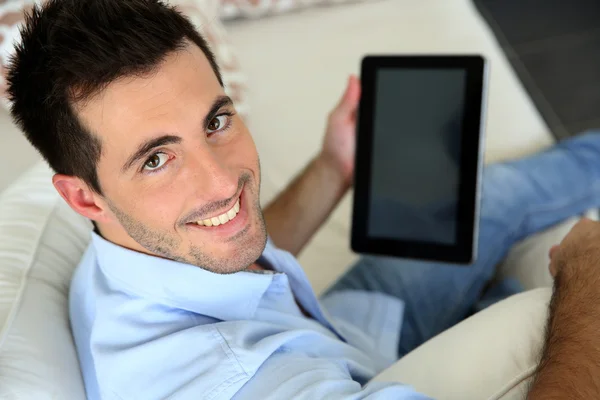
top-left (91, 232), bottom-right (275, 321)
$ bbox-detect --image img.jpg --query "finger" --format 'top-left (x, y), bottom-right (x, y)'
top-left (548, 245), bottom-right (560, 278)
top-left (549, 244), bottom-right (560, 259)
top-left (575, 217), bottom-right (595, 229)
top-left (349, 75), bottom-right (361, 120)
top-left (549, 261), bottom-right (558, 278)
top-left (335, 75), bottom-right (361, 115)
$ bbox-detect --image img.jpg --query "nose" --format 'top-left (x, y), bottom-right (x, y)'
top-left (187, 147), bottom-right (239, 202)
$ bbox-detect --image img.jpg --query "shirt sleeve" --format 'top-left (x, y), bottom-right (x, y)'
top-left (232, 350), bottom-right (433, 400)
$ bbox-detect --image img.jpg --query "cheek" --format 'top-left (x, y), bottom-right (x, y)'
top-left (221, 129), bottom-right (259, 170)
top-left (110, 180), bottom-right (185, 227)
top-left (97, 161), bottom-right (177, 225)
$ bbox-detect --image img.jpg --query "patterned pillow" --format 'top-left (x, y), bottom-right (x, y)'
top-left (0, 0), bottom-right (249, 116)
top-left (219, 0), bottom-right (369, 20)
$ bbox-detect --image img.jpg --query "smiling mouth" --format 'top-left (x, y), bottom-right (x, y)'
top-left (190, 197), bottom-right (241, 227)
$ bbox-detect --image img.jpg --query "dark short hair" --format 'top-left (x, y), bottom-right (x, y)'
top-left (7, 0), bottom-right (223, 193)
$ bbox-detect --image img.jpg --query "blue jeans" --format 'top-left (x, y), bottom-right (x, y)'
top-left (322, 132), bottom-right (600, 357)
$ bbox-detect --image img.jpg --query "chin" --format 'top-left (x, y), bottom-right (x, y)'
top-left (186, 210), bottom-right (268, 274)
top-left (223, 220), bottom-right (268, 271)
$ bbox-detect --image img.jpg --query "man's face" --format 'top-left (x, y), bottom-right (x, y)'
top-left (76, 44), bottom-right (267, 273)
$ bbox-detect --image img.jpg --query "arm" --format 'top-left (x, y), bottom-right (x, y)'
top-left (264, 76), bottom-right (360, 255)
top-left (263, 154), bottom-right (349, 256)
top-left (234, 350), bottom-right (432, 400)
top-left (95, 313), bottom-right (433, 400)
top-left (528, 219), bottom-right (600, 399)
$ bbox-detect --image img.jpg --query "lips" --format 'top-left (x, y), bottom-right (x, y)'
top-left (185, 190), bottom-right (251, 240)
top-left (192, 198), bottom-right (240, 227)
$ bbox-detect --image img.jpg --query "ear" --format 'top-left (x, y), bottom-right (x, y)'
top-left (52, 174), bottom-right (111, 223)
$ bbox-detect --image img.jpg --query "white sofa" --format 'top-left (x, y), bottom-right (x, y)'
top-left (0, 0), bottom-right (588, 398)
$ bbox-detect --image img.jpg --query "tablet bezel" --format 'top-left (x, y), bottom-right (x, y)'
top-left (351, 55), bottom-right (487, 264)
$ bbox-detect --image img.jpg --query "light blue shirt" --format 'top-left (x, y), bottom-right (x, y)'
top-left (70, 232), bottom-right (431, 399)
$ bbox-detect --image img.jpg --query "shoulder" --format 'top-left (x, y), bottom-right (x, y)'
top-left (69, 244), bottom-right (251, 400)
top-left (94, 320), bottom-right (251, 400)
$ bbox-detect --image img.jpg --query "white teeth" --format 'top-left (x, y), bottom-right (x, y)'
top-left (227, 209), bottom-right (236, 220)
top-left (196, 198), bottom-right (241, 227)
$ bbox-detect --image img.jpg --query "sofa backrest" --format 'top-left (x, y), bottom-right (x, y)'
top-left (0, 161), bottom-right (91, 399)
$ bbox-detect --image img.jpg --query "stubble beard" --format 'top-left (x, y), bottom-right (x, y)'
top-left (106, 179), bottom-right (267, 274)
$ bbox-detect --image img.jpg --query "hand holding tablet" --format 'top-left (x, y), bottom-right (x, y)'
top-left (351, 55), bottom-right (488, 264)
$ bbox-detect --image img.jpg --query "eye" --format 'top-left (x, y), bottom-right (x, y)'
top-left (143, 152), bottom-right (169, 171)
top-left (207, 115), bottom-right (230, 133)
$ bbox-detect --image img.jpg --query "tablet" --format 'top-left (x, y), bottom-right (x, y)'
top-left (351, 55), bottom-right (488, 264)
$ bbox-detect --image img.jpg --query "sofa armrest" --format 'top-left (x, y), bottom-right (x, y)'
top-left (373, 288), bottom-right (550, 400)
top-left (498, 212), bottom-right (598, 291)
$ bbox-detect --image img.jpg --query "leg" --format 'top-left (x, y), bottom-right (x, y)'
top-left (323, 131), bottom-right (600, 356)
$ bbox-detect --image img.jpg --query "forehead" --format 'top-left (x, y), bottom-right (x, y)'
top-left (75, 43), bottom-right (223, 156)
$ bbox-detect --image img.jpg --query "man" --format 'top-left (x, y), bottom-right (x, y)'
top-left (7, 0), bottom-right (600, 398)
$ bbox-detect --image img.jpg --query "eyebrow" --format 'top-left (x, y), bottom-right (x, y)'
top-left (204, 95), bottom-right (233, 129)
top-left (121, 95), bottom-right (234, 173)
top-left (121, 135), bottom-right (182, 173)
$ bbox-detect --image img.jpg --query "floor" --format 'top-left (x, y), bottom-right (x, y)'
top-left (474, 0), bottom-right (600, 140)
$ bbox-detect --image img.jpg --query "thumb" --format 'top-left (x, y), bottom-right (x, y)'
top-left (335, 75), bottom-right (361, 115)
top-left (549, 244), bottom-right (560, 260)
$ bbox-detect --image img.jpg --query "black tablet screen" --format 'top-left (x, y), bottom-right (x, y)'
top-left (368, 68), bottom-right (467, 245)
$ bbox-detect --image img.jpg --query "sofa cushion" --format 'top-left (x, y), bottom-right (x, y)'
top-left (373, 288), bottom-right (551, 400)
top-left (0, 162), bottom-right (90, 399)
top-left (497, 210), bottom-right (598, 291)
